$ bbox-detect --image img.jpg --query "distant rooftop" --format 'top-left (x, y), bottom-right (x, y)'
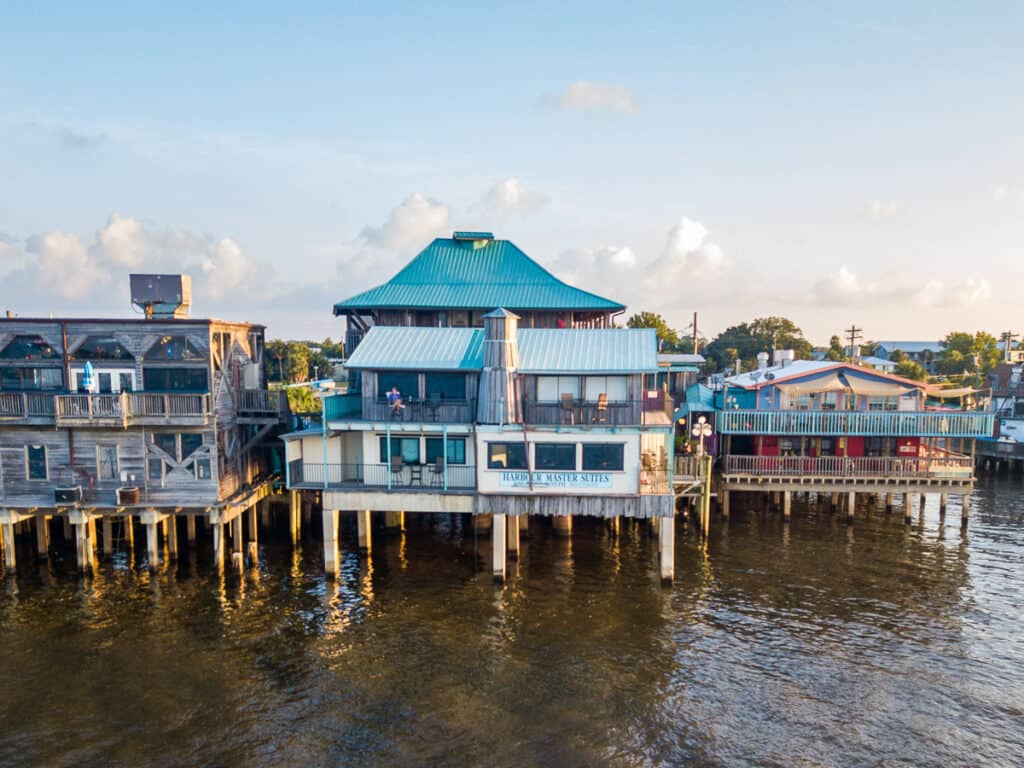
top-left (333, 233), bottom-right (625, 314)
top-left (725, 360), bottom-right (923, 391)
top-left (875, 341), bottom-right (944, 353)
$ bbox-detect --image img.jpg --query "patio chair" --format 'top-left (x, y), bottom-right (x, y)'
top-left (389, 455), bottom-right (405, 483)
top-left (592, 392), bottom-right (609, 423)
top-left (428, 455), bottom-right (445, 486)
top-left (560, 392), bottom-right (576, 424)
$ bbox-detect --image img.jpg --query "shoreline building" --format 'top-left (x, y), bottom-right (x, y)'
top-left (710, 357), bottom-right (993, 525)
top-left (0, 275), bottom-right (287, 573)
top-left (333, 231), bottom-right (625, 352)
top-left (283, 309), bottom-right (676, 582)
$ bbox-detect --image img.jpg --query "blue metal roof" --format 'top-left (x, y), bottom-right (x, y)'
top-left (345, 326), bottom-right (658, 374)
top-left (876, 341), bottom-right (944, 354)
top-left (345, 327), bottom-right (484, 370)
top-left (333, 236), bottom-right (625, 313)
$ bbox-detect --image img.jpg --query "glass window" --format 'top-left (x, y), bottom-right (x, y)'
top-left (195, 458), bottom-right (212, 479)
top-left (153, 433), bottom-right (178, 459)
top-left (868, 396), bottom-right (898, 411)
top-left (377, 372), bottom-right (419, 400)
top-left (148, 458), bottom-right (164, 480)
top-left (119, 373), bottom-right (134, 392)
top-left (582, 443), bottom-right (624, 471)
top-left (536, 376), bottom-right (580, 402)
top-left (180, 433), bottom-right (203, 459)
top-left (584, 376), bottom-right (628, 402)
top-left (0, 335), bottom-right (59, 360)
top-left (0, 367), bottom-right (63, 391)
top-left (535, 443), bottom-right (576, 470)
top-left (97, 445), bottom-right (118, 481)
top-left (144, 336), bottom-right (205, 361)
top-left (142, 367), bottom-right (209, 392)
top-left (488, 443), bottom-right (527, 470)
top-left (424, 373), bottom-right (466, 400)
top-left (70, 336), bottom-right (133, 361)
top-left (378, 436), bottom-right (420, 464)
top-left (97, 372), bottom-right (112, 393)
top-left (819, 391), bottom-right (838, 410)
top-left (26, 445), bottom-right (47, 479)
top-left (425, 437), bottom-right (466, 465)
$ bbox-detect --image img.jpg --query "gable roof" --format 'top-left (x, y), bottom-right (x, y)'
top-left (344, 326), bottom-right (658, 374)
top-left (333, 235), bottom-right (624, 314)
top-left (876, 341), bottom-right (944, 354)
top-left (725, 360), bottom-right (925, 392)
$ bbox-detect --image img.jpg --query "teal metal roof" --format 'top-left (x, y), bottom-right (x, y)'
top-left (345, 327), bottom-right (484, 370)
top-left (333, 236), bottom-right (625, 314)
top-left (345, 326), bottom-right (658, 374)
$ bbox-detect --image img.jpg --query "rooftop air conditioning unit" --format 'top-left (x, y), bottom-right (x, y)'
top-left (54, 486), bottom-right (82, 504)
top-left (130, 274), bottom-right (192, 319)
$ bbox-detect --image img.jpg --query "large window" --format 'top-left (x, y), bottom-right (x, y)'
top-left (583, 376), bottom-right (628, 402)
top-left (26, 445), bottom-right (47, 479)
top-left (424, 373), bottom-right (466, 400)
top-left (0, 367), bottom-right (63, 391)
top-left (144, 336), bottom-right (204, 361)
top-left (152, 432), bottom-right (204, 461)
top-left (536, 376), bottom-right (580, 402)
top-left (582, 443), bottom-right (624, 471)
top-left (379, 436), bottom-right (420, 464)
top-left (70, 336), bottom-right (133, 361)
top-left (425, 437), bottom-right (466, 465)
top-left (0, 335), bottom-right (59, 360)
top-left (97, 445), bottom-right (118, 481)
top-left (377, 372), bottom-right (418, 399)
top-left (868, 396), bottom-right (898, 411)
top-left (535, 443), bottom-right (576, 470)
top-left (142, 367), bottom-right (208, 392)
top-left (488, 443), bottom-right (527, 470)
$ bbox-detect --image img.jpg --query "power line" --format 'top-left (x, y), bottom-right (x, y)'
top-left (845, 324), bottom-right (863, 361)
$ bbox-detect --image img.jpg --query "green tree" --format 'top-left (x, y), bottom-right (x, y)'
top-left (824, 335), bottom-right (845, 362)
top-left (704, 316), bottom-right (813, 371)
top-left (935, 331), bottom-right (1001, 377)
top-left (627, 312), bottom-right (681, 351)
top-left (320, 337), bottom-right (345, 359)
top-left (266, 339), bottom-right (289, 383)
top-left (284, 341), bottom-right (310, 383)
top-left (308, 350), bottom-right (333, 380)
top-left (888, 349), bottom-right (906, 364)
top-left (894, 360), bottom-right (927, 381)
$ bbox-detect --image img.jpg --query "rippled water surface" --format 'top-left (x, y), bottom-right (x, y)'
top-left (2, 480), bottom-right (1023, 767)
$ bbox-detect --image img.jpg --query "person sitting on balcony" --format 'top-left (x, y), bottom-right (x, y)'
top-left (387, 386), bottom-right (405, 416)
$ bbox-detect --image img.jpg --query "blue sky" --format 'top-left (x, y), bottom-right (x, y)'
top-left (1, 1), bottom-right (1021, 343)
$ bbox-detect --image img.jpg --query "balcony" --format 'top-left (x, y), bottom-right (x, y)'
top-left (0, 392), bottom-right (56, 424)
top-left (0, 391), bottom-right (214, 427)
top-left (237, 389), bottom-right (287, 419)
top-left (289, 460), bottom-right (476, 491)
top-left (522, 399), bottom-right (671, 427)
top-left (716, 409), bottom-right (994, 438)
top-left (720, 453), bottom-right (974, 481)
top-left (326, 395), bottom-right (477, 424)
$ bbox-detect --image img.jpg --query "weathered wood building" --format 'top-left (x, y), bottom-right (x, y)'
top-left (0, 308), bottom-right (288, 573)
top-left (333, 231), bottom-right (625, 353)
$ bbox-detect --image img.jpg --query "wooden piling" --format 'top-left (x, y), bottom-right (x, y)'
top-left (2, 522), bottom-right (16, 571)
top-left (659, 515), bottom-right (675, 584)
top-left (186, 515), bottom-right (197, 543)
top-left (846, 491), bottom-right (856, 524)
top-left (322, 508), bottom-right (339, 576)
top-left (507, 515), bottom-right (520, 561)
top-left (36, 516), bottom-right (50, 558)
top-left (357, 510), bottom-right (372, 553)
top-left (552, 515), bottom-right (572, 537)
top-left (492, 513), bottom-right (507, 582)
top-left (783, 491), bottom-right (792, 522)
top-left (212, 522), bottom-right (225, 572)
top-left (102, 517), bottom-right (113, 556)
top-left (247, 506), bottom-right (258, 564)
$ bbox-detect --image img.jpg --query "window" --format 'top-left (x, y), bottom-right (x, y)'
top-left (795, 394), bottom-right (811, 410)
top-left (488, 443), bottom-right (527, 469)
top-left (97, 372), bottom-right (112, 393)
top-left (195, 458), bottom-right (212, 479)
top-left (180, 433), bottom-right (203, 459)
top-left (843, 393), bottom-right (858, 410)
top-left (97, 445), bottom-right (118, 481)
top-left (583, 376), bottom-right (628, 402)
top-left (148, 458), bottom-right (164, 481)
top-left (377, 372), bottom-right (418, 400)
top-left (535, 443), bottom-right (576, 470)
top-left (0, 335), bottom-right (59, 360)
top-left (142, 367), bottom-right (209, 392)
top-left (26, 445), bottom-right (47, 479)
top-left (0, 367), bottom-right (63, 391)
top-left (144, 336), bottom-right (204, 361)
top-left (378, 436), bottom-right (420, 464)
top-left (582, 443), bottom-right (624, 471)
top-left (119, 373), bottom-right (134, 392)
top-left (153, 433), bottom-right (178, 459)
top-left (425, 437), bottom-right (466, 465)
top-left (536, 376), bottom-right (580, 402)
top-left (819, 391), bottom-right (838, 410)
top-left (424, 373), bottom-right (466, 400)
top-left (70, 336), bottom-right (133, 361)
top-left (868, 396), bottom-right (898, 411)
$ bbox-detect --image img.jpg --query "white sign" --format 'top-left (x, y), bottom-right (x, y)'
top-left (498, 471), bottom-right (612, 489)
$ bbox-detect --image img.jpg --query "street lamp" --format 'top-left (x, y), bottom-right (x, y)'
top-left (692, 415), bottom-right (713, 456)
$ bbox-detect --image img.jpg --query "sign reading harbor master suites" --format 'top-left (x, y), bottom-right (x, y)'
top-left (499, 471), bottom-right (612, 489)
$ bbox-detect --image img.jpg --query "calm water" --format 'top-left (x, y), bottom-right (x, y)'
top-left (1, 481), bottom-right (1023, 768)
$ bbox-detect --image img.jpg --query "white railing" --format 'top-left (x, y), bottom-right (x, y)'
top-left (717, 409), bottom-right (994, 438)
top-left (722, 454), bottom-right (974, 479)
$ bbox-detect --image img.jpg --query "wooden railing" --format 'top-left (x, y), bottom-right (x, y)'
top-left (239, 388), bottom-right (282, 414)
top-left (56, 394), bottom-right (125, 422)
top-left (129, 393), bottom-right (209, 419)
top-left (721, 454), bottom-right (974, 479)
top-left (717, 409), bottom-right (994, 438)
top-left (362, 398), bottom-right (476, 424)
top-left (2, 392), bottom-right (213, 424)
top-left (523, 399), bottom-right (644, 426)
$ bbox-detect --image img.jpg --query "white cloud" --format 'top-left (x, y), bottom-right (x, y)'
top-left (480, 177), bottom-right (550, 216)
top-left (993, 184), bottom-right (1010, 203)
top-left (810, 265), bottom-right (991, 309)
top-left (95, 212), bottom-right (149, 268)
top-left (647, 217), bottom-right (729, 282)
top-left (549, 245), bottom-right (637, 286)
top-left (866, 199), bottom-right (904, 219)
top-left (360, 193), bottom-right (450, 252)
top-left (915, 277), bottom-right (991, 308)
top-left (201, 238), bottom-right (254, 299)
top-left (811, 265), bottom-right (889, 306)
top-left (24, 231), bottom-right (107, 299)
top-left (550, 81), bottom-right (637, 113)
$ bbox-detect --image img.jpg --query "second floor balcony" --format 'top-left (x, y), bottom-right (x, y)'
top-left (716, 409), bottom-right (994, 438)
top-left (720, 453), bottom-right (974, 481)
top-left (288, 459), bottom-right (477, 492)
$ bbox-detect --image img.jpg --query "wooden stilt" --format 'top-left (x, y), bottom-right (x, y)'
top-left (507, 514), bottom-right (520, 561)
top-left (721, 490), bottom-right (730, 520)
top-left (357, 510), bottom-right (372, 553)
top-left (102, 517), bottom-right (113, 555)
top-left (186, 515), bottom-right (197, 543)
top-left (36, 516), bottom-right (50, 558)
top-left (783, 491), bottom-right (792, 522)
top-left (145, 521), bottom-right (159, 570)
top-left (903, 493), bottom-right (913, 525)
top-left (552, 515), bottom-right (572, 537)
top-left (659, 515), bottom-right (675, 584)
top-left (322, 508), bottom-right (339, 576)
top-left (123, 515), bottom-right (135, 549)
top-left (231, 516), bottom-right (243, 571)
top-left (492, 513), bottom-right (506, 582)
top-left (212, 522), bottom-right (225, 572)
top-left (167, 516), bottom-right (178, 560)
top-left (247, 506), bottom-right (258, 564)
top-left (2, 522), bottom-right (16, 571)
top-left (846, 491), bottom-right (856, 524)
top-left (939, 493), bottom-right (948, 518)
top-left (961, 495), bottom-right (969, 529)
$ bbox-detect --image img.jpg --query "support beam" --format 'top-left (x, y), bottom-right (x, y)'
top-left (247, 506), bottom-right (258, 564)
top-left (145, 521), bottom-right (159, 570)
top-left (231, 516), bottom-right (244, 571)
top-left (492, 513), bottom-right (506, 582)
top-left (473, 513), bottom-right (493, 535)
top-left (322, 508), bottom-right (339, 576)
top-left (608, 515), bottom-right (620, 537)
top-left (2, 522), bottom-right (16, 571)
top-left (552, 515), bottom-right (572, 537)
top-left (102, 517), bottom-right (113, 556)
top-left (123, 515), bottom-right (135, 550)
top-left (507, 515), bottom-right (520, 561)
top-left (289, 490), bottom-right (301, 544)
top-left (659, 515), bottom-right (675, 584)
top-left (212, 522), bottom-right (225, 572)
top-left (385, 511), bottom-right (405, 532)
top-left (721, 490), bottom-right (730, 520)
top-left (846, 491), bottom-right (856, 524)
top-left (186, 515), bottom-right (197, 543)
top-left (260, 500), bottom-right (270, 527)
top-left (167, 516), bottom-right (178, 561)
top-left (919, 494), bottom-right (927, 515)
top-left (939, 493), bottom-right (948, 518)
top-left (885, 493), bottom-right (893, 513)
top-left (519, 514), bottom-right (529, 532)
top-left (783, 491), bottom-right (792, 522)
top-left (357, 510), bottom-right (372, 553)
top-left (961, 495), bottom-right (969, 529)
top-left (903, 493), bottom-right (913, 525)
top-left (36, 516), bottom-right (50, 558)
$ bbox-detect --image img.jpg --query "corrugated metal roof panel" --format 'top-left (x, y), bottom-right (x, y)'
top-left (518, 328), bottom-right (659, 373)
top-left (334, 237), bottom-right (624, 312)
top-left (346, 327), bottom-right (484, 370)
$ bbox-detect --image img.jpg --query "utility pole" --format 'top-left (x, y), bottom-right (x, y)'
top-left (845, 324), bottom-right (863, 362)
top-left (692, 311), bottom-right (699, 355)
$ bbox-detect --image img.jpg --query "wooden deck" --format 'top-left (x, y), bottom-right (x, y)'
top-left (717, 409), bottom-right (994, 438)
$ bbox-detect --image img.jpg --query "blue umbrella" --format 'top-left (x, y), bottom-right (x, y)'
top-left (81, 361), bottom-right (95, 392)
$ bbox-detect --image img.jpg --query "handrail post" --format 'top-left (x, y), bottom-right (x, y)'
top-left (443, 424), bottom-right (449, 491)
